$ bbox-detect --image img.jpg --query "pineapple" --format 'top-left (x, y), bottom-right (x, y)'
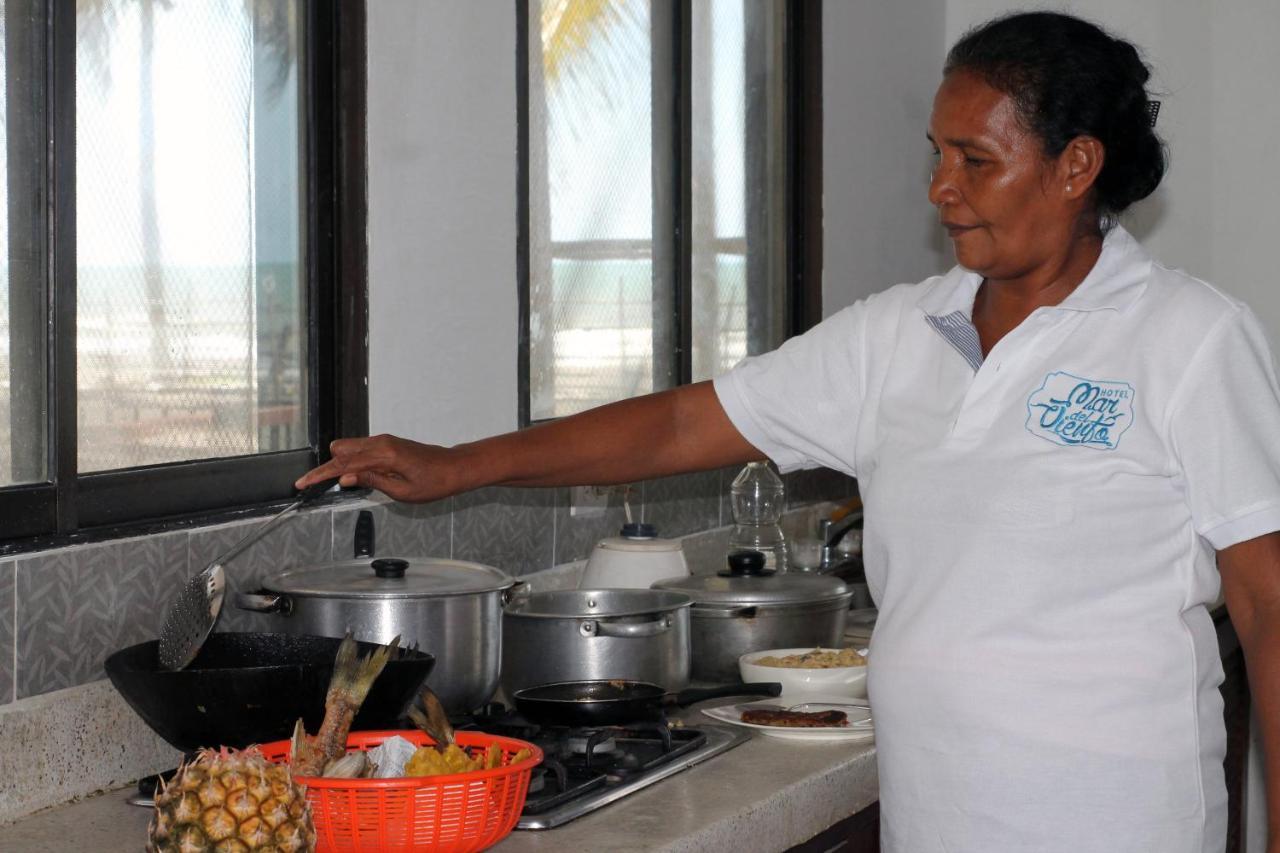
top-left (147, 746), bottom-right (316, 853)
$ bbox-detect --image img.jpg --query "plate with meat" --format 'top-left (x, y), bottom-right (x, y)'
top-left (701, 696), bottom-right (874, 741)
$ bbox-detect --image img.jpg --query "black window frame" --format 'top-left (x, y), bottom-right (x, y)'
top-left (515, 0), bottom-right (821, 427)
top-left (0, 0), bottom-right (368, 553)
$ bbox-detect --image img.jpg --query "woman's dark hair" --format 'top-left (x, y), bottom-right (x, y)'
top-left (945, 11), bottom-right (1167, 220)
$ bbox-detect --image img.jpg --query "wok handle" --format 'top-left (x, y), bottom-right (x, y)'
top-left (672, 681), bottom-right (782, 706)
top-left (234, 591), bottom-right (292, 615)
top-left (582, 614), bottom-right (674, 638)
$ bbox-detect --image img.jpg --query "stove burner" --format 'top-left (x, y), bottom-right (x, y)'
top-left (565, 734), bottom-right (617, 756)
top-left (452, 704), bottom-right (747, 829)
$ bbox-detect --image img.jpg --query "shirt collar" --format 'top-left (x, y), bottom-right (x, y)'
top-left (915, 224), bottom-right (1152, 318)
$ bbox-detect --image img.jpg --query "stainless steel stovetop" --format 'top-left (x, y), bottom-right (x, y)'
top-left (455, 710), bottom-right (750, 830)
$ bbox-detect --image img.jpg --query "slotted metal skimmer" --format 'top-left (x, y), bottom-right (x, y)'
top-left (158, 480), bottom-right (339, 670)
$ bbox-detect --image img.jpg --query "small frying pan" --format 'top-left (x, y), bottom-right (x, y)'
top-left (513, 679), bottom-right (782, 727)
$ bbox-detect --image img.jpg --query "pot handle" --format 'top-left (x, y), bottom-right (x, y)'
top-left (234, 591), bottom-right (293, 615)
top-left (581, 614), bottom-right (675, 638)
top-left (690, 603), bottom-right (759, 618)
top-left (502, 580), bottom-right (530, 607)
top-left (672, 681), bottom-right (782, 706)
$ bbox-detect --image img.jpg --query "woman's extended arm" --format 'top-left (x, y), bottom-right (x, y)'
top-left (1217, 531), bottom-right (1280, 853)
top-left (295, 380), bottom-right (764, 503)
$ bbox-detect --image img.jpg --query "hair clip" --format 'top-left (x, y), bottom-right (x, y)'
top-left (1146, 100), bottom-right (1161, 127)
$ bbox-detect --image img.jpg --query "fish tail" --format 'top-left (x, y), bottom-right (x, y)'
top-left (310, 634), bottom-right (401, 768)
top-left (325, 633), bottom-right (400, 710)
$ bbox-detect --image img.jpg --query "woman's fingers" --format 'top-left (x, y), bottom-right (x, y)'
top-left (295, 435), bottom-right (449, 502)
top-left (295, 458), bottom-right (345, 490)
top-left (294, 437), bottom-right (388, 490)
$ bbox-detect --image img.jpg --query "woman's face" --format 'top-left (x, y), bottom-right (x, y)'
top-left (927, 70), bottom-right (1076, 281)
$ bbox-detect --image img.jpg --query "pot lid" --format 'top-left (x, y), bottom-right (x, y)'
top-left (652, 550), bottom-right (850, 607)
top-left (261, 557), bottom-right (515, 600)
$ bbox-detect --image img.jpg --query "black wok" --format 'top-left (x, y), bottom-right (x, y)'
top-left (513, 679), bottom-right (782, 727)
top-left (105, 632), bottom-right (434, 753)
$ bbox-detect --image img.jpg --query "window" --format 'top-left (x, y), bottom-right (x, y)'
top-left (519, 0), bottom-right (821, 423)
top-left (0, 0), bottom-right (366, 545)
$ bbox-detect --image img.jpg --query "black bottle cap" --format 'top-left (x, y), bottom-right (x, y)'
top-left (720, 549), bottom-right (773, 577)
top-left (620, 522), bottom-right (658, 539)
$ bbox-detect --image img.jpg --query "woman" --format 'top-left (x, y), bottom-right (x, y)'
top-left (300, 13), bottom-right (1280, 853)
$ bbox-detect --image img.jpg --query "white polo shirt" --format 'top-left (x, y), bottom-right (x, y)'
top-left (714, 226), bottom-right (1280, 853)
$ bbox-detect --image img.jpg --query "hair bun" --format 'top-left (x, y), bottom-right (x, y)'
top-left (945, 11), bottom-right (1168, 220)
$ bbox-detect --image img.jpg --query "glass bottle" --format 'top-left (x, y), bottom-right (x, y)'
top-left (728, 461), bottom-right (788, 571)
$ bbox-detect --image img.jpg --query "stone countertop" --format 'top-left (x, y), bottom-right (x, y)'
top-left (0, 698), bottom-right (879, 853)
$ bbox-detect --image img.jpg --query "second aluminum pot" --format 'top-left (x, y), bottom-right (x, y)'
top-left (236, 556), bottom-right (518, 714)
top-left (653, 551), bottom-right (853, 682)
top-left (501, 588), bottom-right (694, 698)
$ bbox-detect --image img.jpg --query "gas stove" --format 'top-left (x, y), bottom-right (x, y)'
top-left (458, 707), bottom-right (750, 829)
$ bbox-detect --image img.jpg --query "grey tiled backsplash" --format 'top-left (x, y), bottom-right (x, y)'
top-left (15, 533), bottom-right (191, 699)
top-left (0, 466), bottom-right (854, 708)
top-left (642, 469), bottom-right (723, 539)
top-left (332, 498), bottom-right (452, 562)
top-left (552, 485), bottom-right (632, 566)
top-left (785, 467), bottom-right (859, 509)
top-left (0, 561), bottom-right (13, 703)
top-left (453, 486), bottom-right (556, 577)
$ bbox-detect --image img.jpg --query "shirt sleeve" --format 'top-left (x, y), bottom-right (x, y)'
top-left (713, 300), bottom-right (868, 476)
top-left (1169, 304), bottom-right (1280, 549)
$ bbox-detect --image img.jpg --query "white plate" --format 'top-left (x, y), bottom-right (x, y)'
top-left (701, 695), bottom-right (875, 741)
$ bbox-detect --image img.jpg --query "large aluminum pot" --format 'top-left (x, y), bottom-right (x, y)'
top-left (652, 551), bottom-right (853, 682)
top-left (236, 556), bottom-right (518, 714)
top-left (501, 588), bottom-right (694, 698)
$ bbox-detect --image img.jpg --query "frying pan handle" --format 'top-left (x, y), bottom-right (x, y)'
top-left (582, 614), bottom-right (675, 638)
top-left (672, 681), bottom-right (782, 706)
top-left (234, 591), bottom-right (293, 615)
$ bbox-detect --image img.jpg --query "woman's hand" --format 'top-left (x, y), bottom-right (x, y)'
top-left (295, 435), bottom-right (467, 503)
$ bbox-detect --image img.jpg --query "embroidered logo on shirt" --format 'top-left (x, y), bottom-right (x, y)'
top-left (1025, 372), bottom-right (1135, 450)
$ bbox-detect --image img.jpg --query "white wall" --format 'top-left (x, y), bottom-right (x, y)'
top-left (366, 1), bottom-right (519, 446)
top-left (822, 0), bottom-right (949, 314)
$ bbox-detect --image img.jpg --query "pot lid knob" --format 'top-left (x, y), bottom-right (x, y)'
top-left (371, 558), bottom-right (408, 579)
top-left (719, 549), bottom-right (774, 578)
top-left (620, 522), bottom-right (658, 539)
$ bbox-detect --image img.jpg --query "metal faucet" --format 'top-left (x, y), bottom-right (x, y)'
top-left (818, 510), bottom-right (863, 571)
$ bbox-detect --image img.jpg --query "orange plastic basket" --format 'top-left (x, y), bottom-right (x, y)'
top-left (258, 730), bottom-right (542, 853)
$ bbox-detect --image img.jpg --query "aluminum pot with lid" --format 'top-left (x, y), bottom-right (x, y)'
top-left (235, 556), bottom-right (518, 714)
top-left (651, 550), bottom-right (853, 682)
top-left (501, 588), bottom-right (693, 697)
